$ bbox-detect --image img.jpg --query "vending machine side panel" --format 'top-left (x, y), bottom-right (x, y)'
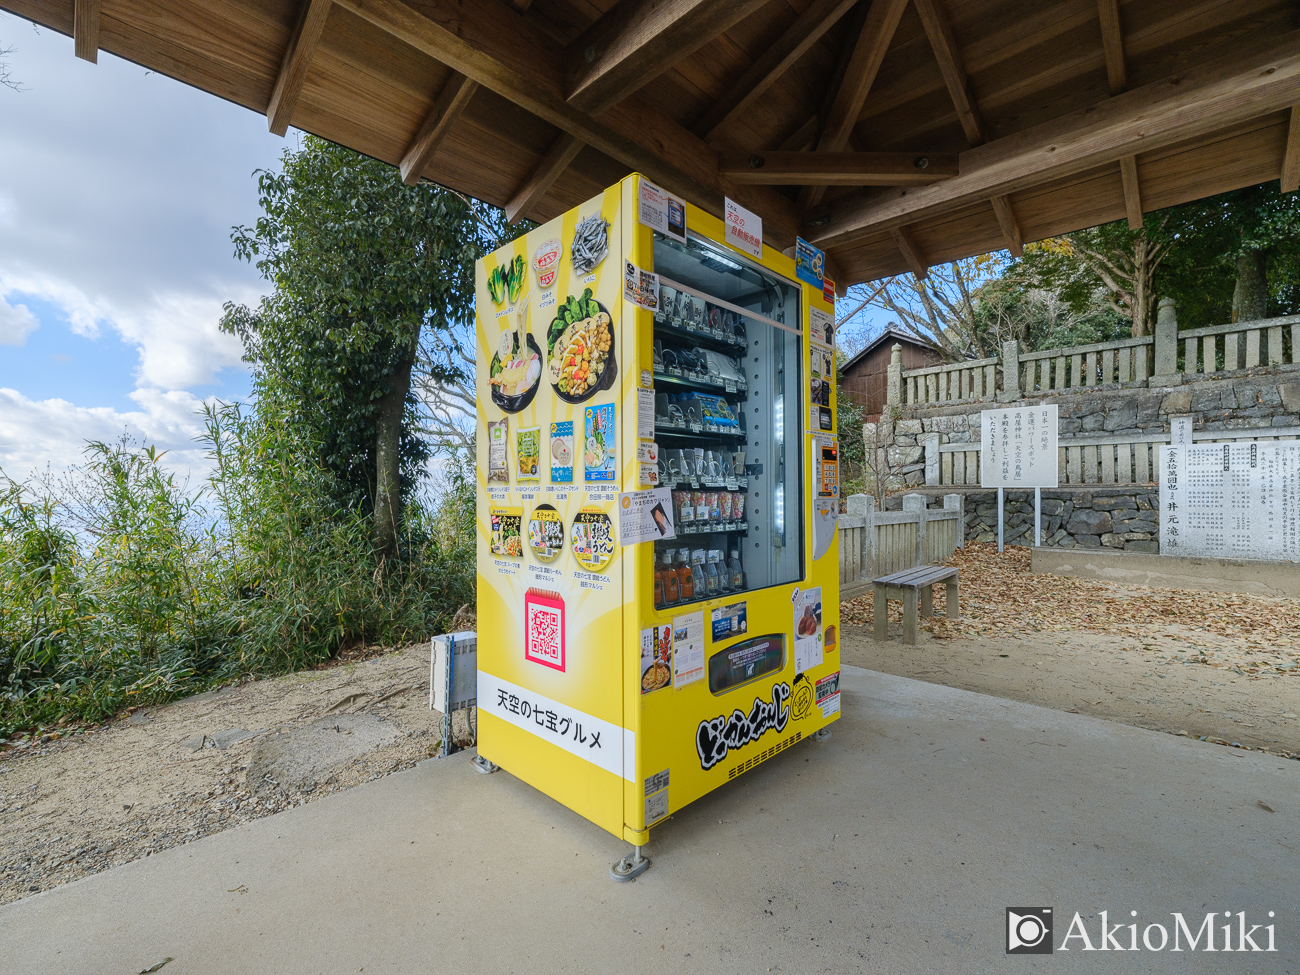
top-left (475, 184), bottom-right (630, 839)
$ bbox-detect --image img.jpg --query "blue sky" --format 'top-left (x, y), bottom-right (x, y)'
top-left (0, 14), bottom-right (288, 477)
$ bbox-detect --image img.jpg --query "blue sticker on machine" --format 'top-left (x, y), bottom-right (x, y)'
top-left (795, 237), bottom-right (825, 288)
top-left (710, 601), bottom-right (747, 641)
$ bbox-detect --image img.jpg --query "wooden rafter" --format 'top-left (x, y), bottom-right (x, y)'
top-left (1119, 154), bottom-right (1143, 230)
top-left (506, 134), bottom-right (585, 223)
top-left (800, 0), bottom-right (909, 210)
top-left (891, 226), bottom-right (928, 278)
top-left (400, 73), bottom-right (479, 185)
top-left (721, 151), bottom-right (957, 185)
top-left (1097, 0), bottom-right (1126, 96)
top-left (331, 0), bottom-right (801, 246)
top-left (566, 0), bottom-right (769, 116)
top-left (913, 0), bottom-right (984, 145)
top-left (267, 0), bottom-right (333, 137)
top-left (989, 196), bottom-right (1023, 256)
top-left (1283, 106), bottom-right (1300, 194)
top-left (73, 0), bottom-right (99, 63)
top-left (804, 33), bottom-right (1300, 249)
top-left (509, 0), bottom-right (534, 11)
top-left (692, 0), bottom-right (858, 140)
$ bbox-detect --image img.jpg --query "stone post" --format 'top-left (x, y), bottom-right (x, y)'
top-left (902, 493), bottom-right (927, 566)
top-left (847, 493), bottom-right (876, 576)
top-left (1153, 297), bottom-right (1178, 378)
top-left (924, 432), bottom-right (940, 486)
top-left (999, 339), bottom-right (1021, 401)
top-left (944, 492), bottom-right (965, 549)
top-left (886, 344), bottom-right (903, 407)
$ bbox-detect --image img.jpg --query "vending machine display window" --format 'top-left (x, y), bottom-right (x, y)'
top-left (651, 232), bottom-right (804, 609)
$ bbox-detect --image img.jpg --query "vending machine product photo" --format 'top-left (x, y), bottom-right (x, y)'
top-left (475, 174), bottom-right (842, 877)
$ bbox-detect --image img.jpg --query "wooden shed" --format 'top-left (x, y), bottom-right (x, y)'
top-left (4, 0), bottom-right (1300, 290)
top-left (840, 328), bottom-right (940, 419)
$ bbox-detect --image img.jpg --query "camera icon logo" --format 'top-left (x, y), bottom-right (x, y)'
top-left (1006, 907), bottom-right (1053, 954)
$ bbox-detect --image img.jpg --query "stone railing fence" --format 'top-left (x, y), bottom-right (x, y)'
top-left (922, 425), bottom-right (1300, 487)
top-left (838, 493), bottom-right (964, 599)
top-left (1178, 315), bottom-right (1300, 376)
top-left (886, 299), bottom-right (1300, 409)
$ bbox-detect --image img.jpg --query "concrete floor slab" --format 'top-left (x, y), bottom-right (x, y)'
top-left (1, 667), bottom-right (1296, 974)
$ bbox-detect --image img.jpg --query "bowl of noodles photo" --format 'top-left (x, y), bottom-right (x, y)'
top-left (546, 289), bottom-right (617, 404)
top-left (489, 298), bottom-right (542, 414)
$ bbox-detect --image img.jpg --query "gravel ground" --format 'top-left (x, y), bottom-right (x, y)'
top-left (0, 644), bottom-right (473, 906)
top-left (842, 543), bottom-right (1300, 759)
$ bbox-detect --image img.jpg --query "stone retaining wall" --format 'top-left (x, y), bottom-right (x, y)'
top-left (884, 487), bottom-right (1159, 551)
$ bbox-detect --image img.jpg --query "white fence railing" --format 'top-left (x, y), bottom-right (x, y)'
top-left (1179, 315), bottom-right (1300, 376)
top-left (839, 493), bottom-right (964, 599)
top-left (886, 304), bottom-right (1300, 410)
top-left (901, 356), bottom-right (999, 407)
top-left (1018, 335), bottom-right (1153, 392)
top-left (921, 426), bottom-right (1300, 487)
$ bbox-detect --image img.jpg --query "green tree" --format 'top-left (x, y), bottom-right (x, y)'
top-left (221, 138), bottom-right (494, 560)
top-left (1157, 183), bottom-right (1300, 328)
top-left (1013, 220), bottom-right (1174, 338)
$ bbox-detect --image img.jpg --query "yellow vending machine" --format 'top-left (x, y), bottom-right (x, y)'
top-left (475, 175), bottom-right (842, 879)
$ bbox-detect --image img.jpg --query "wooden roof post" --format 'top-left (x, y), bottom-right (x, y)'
top-left (887, 343), bottom-right (903, 408)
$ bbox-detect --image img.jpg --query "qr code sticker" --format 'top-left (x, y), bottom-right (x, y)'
top-left (525, 596), bottom-right (565, 671)
top-left (644, 769), bottom-right (670, 796)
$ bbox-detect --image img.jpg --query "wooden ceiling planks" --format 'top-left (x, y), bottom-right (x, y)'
top-left (3, 0), bottom-right (1298, 286)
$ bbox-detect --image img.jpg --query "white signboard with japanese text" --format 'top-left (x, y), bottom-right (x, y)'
top-left (724, 197), bottom-right (762, 259)
top-left (980, 405), bottom-right (1059, 489)
top-left (1160, 442), bottom-right (1300, 561)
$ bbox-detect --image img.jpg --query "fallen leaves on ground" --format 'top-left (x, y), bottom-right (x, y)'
top-left (842, 543), bottom-right (1300, 678)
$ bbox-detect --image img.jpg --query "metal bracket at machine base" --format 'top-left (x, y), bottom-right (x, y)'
top-left (471, 755), bottom-right (499, 774)
top-left (610, 845), bottom-right (651, 882)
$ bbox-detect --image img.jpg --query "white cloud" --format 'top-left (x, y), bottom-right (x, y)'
top-left (0, 295), bottom-right (37, 345)
top-left (0, 386), bottom-right (212, 480)
top-left (0, 16), bottom-right (282, 392)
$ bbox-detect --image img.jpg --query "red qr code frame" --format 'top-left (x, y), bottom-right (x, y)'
top-left (524, 589), bottom-right (566, 672)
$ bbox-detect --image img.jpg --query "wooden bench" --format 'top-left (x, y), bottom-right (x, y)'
top-left (872, 565), bottom-right (959, 645)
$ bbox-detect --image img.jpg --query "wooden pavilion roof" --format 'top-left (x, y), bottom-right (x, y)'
top-left (6, 0), bottom-right (1300, 290)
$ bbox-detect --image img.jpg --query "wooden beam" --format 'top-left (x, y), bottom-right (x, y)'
top-left (332, 0), bottom-right (801, 247)
top-left (1119, 154), bottom-right (1143, 229)
top-left (267, 0), bottom-right (333, 137)
top-left (804, 33), bottom-right (1300, 249)
top-left (566, 0), bottom-right (769, 116)
top-left (913, 0), bottom-right (984, 145)
top-left (400, 73), bottom-right (479, 185)
top-left (692, 0), bottom-right (858, 140)
top-left (891, 226), bottom-right (928, 279)
top-left (1097, 0), bottom-right (1127, 96)
top-left (1282, 106), bottom-right (1300, 193)
top-left (509, 0), bottom-right (534, 10)
top-left (506, 133), bottom-right (585, 223)
top-left (721, 150), bottom-right (957, 185)
top-left (989, 195), bottom-right (1022, 256)
top-left (801, 0), bottom-right (910, 209)
top-left (73, 0), bottom-right (99, 63)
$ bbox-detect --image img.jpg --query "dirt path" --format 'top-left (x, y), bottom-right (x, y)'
top-left (841, 543), bottom-right (1300, 759)
top-left (0, 644), bottom-right (470, 906)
